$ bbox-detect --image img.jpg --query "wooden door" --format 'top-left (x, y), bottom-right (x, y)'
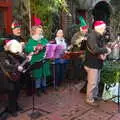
top-left (0, 8), bottom-right (6, 35)
top-left (0, 0), bottom-right (12, 35)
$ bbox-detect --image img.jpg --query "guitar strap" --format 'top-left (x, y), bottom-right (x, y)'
top-left (86, 42), bottom-right (95, 55)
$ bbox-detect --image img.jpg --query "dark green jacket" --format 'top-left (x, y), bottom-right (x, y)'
top-left (25, 37), bottom-right (51, 78)
top-left (84, 30), bottom-right (108, 69)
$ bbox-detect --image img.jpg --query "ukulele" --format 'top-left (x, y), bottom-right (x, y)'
top-left (98, 41), bottom-right (120, 60)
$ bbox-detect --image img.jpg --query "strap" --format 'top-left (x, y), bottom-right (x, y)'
top-left (86, 42), bottom-right (95, 55)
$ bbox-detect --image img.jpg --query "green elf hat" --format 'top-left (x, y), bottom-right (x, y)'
top-left (79, 16), bottom-right (88, 30)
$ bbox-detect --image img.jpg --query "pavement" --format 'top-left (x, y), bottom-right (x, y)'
top-left (0, 83), bottom-right (120, 120)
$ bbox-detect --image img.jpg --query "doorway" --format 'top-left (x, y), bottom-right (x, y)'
top-left (0, 8), bottom-right (6, 36)
top-left (0, 0), bottom-right (12, 35)
top-left (92, 1), bottom-right (112, 25)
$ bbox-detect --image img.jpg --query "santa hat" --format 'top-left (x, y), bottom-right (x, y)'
top-left (4, 39), bottom-right (23, 54)
top-left (79, 16), bottom-right (88, 30)
top-left (94, 21), bottom-right (106, 29)
top-left (11, 21), bottom-right (21, 30)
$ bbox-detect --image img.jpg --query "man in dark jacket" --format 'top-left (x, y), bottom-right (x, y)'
top-left (84, 21), bottom-right (111, 106)
top-left (0, 40), bottom-right (24, 119)
top-left (5, 20), bottom-right (32, 96)
top-left (0, 21), bottom-right (25, 119)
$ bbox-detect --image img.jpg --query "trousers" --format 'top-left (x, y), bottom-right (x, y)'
top-left (84, 66), bottom-right (101, 102)
top-left (7, 80), bottom-right (20, 112)
top-left (35, 77), bottom-right (46, 89)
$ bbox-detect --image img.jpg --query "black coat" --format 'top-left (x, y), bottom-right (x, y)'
top-left (84, 30), bottom-right (108, 69)
top-left (0, 52), bottom-right (21, 92)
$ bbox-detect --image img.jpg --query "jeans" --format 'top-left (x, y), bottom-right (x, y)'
top-left (35, 77), bottom-right (46, 89)
top-left (55, 63), bottom-right (65, 86)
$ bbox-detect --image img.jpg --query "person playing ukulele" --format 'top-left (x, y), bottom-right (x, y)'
top-left (84, 21), bottom-right (111, 106)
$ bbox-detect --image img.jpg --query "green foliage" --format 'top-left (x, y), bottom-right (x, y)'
top-left (30, 0), bottom-right (69, 39)
top-left (110, 0), bottom-right (120, 36)
top-left (13, 0), bottom-right (30, 39)
top-left (101, 61), bottom-right (120, 86)
top-left (110, 11), bottom-right (120, 36)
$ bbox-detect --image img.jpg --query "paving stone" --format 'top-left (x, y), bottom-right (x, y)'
top-left (109, 113), bottom-right (120, 120)
top-left (78, 109), bottom-right (112, 120)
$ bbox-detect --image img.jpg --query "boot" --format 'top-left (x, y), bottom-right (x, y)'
top-left (85, 99), bottom-right (99, 107)
top-left (1, 107), bottom-right (18, 117)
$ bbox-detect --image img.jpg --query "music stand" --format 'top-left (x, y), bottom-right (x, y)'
top-left (45, 44), bottom-right (65, 89)
top-left (21, 59), bottom-right (50, 119)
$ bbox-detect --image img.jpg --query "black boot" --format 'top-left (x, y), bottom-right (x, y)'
top-left (9, 111), bottom-right (18, 117)
top-left (0, 109), bottom-right (10, 120)
top-left (1, 107), bottom-right (18, 117)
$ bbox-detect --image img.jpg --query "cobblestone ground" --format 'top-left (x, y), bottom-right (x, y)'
top-left (1, 84), bottom-right (120, 120)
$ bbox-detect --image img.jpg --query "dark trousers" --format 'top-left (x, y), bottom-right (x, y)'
top-left (20, 71), bottom-right (33, 95)
top-left (7, 80), bottom-right (20, 113)
top-left (55, 63), bottom-right (67, 86)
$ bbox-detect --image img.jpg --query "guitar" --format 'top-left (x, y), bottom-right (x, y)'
top-left (98, 41), bottom-right (120, 60)
top-left (18, 44), bottom-right (45, 72)
top-left (7, 54), bottom-right (21, 81)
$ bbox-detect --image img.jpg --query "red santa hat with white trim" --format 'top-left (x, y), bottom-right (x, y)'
top-left (94, 21), bottom-right (106, 29)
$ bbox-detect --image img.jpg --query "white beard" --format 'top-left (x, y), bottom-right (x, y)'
top-left (32, 35), bottom-right (44, 41)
